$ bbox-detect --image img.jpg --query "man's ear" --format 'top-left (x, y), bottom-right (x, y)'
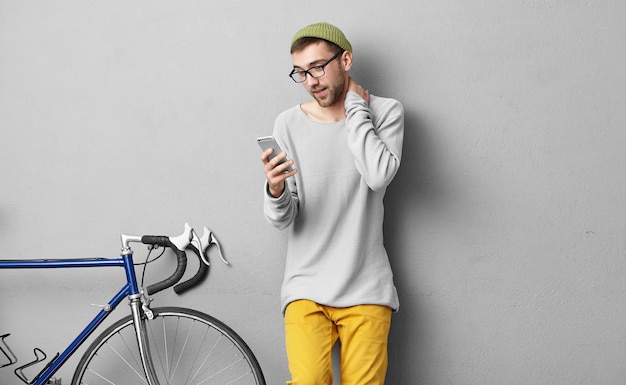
top-left (341, 51), bottom-right (353, 71)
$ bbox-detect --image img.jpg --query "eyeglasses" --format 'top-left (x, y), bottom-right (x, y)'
top-left (289, 51), bottom-right (342, 83)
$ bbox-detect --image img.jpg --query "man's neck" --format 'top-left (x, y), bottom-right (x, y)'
top-left (301, 93), bottom-right (347, 123)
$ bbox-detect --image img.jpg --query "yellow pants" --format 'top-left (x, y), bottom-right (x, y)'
top-left (284, 300), bottom-right (392, 385)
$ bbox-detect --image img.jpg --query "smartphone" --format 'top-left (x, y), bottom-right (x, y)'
top-left (257, 136), bottom-right (293, 172)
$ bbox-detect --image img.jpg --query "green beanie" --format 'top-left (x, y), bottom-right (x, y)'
top-left (291, 22), bottom-right (352, 52)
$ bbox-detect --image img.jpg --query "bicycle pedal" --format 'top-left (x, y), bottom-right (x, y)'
top-left (47, 378), bottom-right (62, 384)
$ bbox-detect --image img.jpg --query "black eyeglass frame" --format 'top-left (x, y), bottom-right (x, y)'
top-left (288, 51), bottom-right (343, 83)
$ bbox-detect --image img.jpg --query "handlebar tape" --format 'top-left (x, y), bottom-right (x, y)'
top-left (173, 243), bottom-right (209, 294)
top-left (141, 235), bottom-right (188, 295)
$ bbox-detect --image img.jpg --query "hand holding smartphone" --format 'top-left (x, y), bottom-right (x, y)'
top-left (257, 136), bottom-right (294, 172)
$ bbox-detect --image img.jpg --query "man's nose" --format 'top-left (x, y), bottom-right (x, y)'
top-left (304, 74), bottom-right (319, 86)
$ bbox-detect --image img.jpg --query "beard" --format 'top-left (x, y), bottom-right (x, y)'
top-left (309, 68), bottom-right (346, 108)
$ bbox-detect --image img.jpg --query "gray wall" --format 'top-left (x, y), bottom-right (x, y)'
top-left (1, 1), bottom-right (625, 384)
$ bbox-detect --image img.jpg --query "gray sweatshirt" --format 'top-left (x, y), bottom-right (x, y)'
top-left (264, 91), bottom-right (404, 314)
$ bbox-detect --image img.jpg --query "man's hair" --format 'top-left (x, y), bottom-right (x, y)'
top-left (290, 37), bottom-right (344, 55)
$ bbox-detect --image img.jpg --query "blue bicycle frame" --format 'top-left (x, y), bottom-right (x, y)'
top-left (0, 253), bottom-right (140, 385)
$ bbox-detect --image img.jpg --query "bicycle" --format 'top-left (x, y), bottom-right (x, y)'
top-left (0, 223), bottom-right (266, 385)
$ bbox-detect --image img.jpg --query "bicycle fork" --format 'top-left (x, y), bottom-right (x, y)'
top-left (129, 294), bottom-right (160, 385)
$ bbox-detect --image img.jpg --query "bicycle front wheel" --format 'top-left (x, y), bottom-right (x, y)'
top-left (72, 306), bottom-right (265, 385)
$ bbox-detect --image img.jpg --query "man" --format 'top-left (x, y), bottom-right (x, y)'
top-left (260, 22), bottom-right (404, 385)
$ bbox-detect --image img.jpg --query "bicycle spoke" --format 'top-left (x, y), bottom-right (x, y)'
top-left (196, 356), bottom-right (246, 385)
top-left (187, 327), bottom-right (214, 384)
top-left (104, 343), bottom-right (147, 383)
top-left (181, 320), bottom-right (211, 384)
top-left (169, 315), bottom-right (192, 382)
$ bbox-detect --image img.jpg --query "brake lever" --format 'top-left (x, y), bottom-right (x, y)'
top-left (199, 227), bottom-right (229, 266)
top-left (188, 225), bottom-right (203, 256)
top-left (169, 223), bottom-right (194, 252)
top-left (170, 225), bottom-right (227, 295)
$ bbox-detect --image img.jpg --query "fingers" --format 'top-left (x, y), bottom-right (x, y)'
top-left (260, 149), bottom-right (297, 198)
top-left (359, 88), bottom-right (370, 104)
top-left (347, 77), bottom-right (370, 104)
top-left (260, 148), bottom-right (274, 163)
top-left (261, 149), bottom-right (297, 177)
top-left (261, 148), bottom-right (287, 168)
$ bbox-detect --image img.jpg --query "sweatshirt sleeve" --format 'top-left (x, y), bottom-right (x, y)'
top-left (345, 92), bottom-right (404, 191)
top-left (263, 115), bottom-right (299, 230)
top-left (263, 180), bottom-right (299, 230)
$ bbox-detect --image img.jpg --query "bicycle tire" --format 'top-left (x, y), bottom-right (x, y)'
top-left (71, 306), bottom-right (266, 385)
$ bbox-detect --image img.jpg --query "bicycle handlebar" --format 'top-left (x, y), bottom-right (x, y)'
top-left (121, 223), bottom-right (227, 296)
top-left (140, 235), bottom-right (188, 295)
top-left (173, 243), bottom-right (208, 294)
